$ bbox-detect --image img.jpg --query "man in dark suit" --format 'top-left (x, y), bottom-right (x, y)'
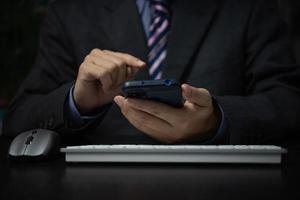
top-left (3, 0), bottom-right (300, 145)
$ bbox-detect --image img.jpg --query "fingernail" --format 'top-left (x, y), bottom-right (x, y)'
top-left (137, 60), bottom-right (145, 66)
top-left (114, 96), bottom-right (122, 106)
top-left (182, 84), bottom-right (191, 97)
top-left (181, 84), bottom-right (188, 91)
top-left (182, 83), bottom-right (191, 89)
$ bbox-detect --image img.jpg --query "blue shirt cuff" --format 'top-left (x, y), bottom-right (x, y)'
top-left (66, 86), bottom-right (108, 126)
top-left (202, 98), bottom-right (228, 144)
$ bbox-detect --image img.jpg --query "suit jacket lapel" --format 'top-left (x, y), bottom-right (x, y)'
top-left (100, 0), bottom-right (150, 80)
top-left (164, 0), bottom-right (220, 82)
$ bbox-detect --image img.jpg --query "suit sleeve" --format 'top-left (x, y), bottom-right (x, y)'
top-left (215, 0), bottom-right (300, 145)
top-left (2, 4), bottom-right (102, 138)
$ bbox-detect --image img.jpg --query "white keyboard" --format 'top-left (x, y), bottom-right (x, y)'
top-left (60, 145), bottom-right (287, 164)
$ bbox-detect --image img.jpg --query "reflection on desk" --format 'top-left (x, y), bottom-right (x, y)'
top-left (63, 164), bottom-right (282, 200)
top-left (0, 137), bottom-right (300, 200)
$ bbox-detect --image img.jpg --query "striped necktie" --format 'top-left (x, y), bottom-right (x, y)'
top-left (147, 0), bottom-right (171, 80)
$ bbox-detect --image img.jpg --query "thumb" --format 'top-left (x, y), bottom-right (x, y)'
top-left (114, 95), bottom-right (126, 108)
top-left (181, 84), bottom-right (212, 107)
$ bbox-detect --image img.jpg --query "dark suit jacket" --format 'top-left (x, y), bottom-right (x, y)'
top-left (3, 0), bottom-right (300, 145)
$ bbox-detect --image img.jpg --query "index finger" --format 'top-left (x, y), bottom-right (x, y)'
top-left (103, 50), bottom-right (146, 68)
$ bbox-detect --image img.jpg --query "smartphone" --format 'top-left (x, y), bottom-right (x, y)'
top-left (122, 79), bottom-right (184, 108)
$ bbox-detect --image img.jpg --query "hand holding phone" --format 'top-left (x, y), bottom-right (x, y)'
top-left (116, 82), bottom-right (218, 144)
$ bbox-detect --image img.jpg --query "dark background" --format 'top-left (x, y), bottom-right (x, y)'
top-left (0, 0), bottom-right (300, 132)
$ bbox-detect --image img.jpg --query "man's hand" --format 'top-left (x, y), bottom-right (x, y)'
top-left (114, 84), bottom-right (219, 144)
top-left (74, 49), bottom-right (145, 114)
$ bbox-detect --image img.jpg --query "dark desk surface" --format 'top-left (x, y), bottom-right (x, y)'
top-left (0, 137), bottom-right (299, 200)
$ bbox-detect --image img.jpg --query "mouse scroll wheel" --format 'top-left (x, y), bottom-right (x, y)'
top-left (25, 136), bottom-right (34, 145)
